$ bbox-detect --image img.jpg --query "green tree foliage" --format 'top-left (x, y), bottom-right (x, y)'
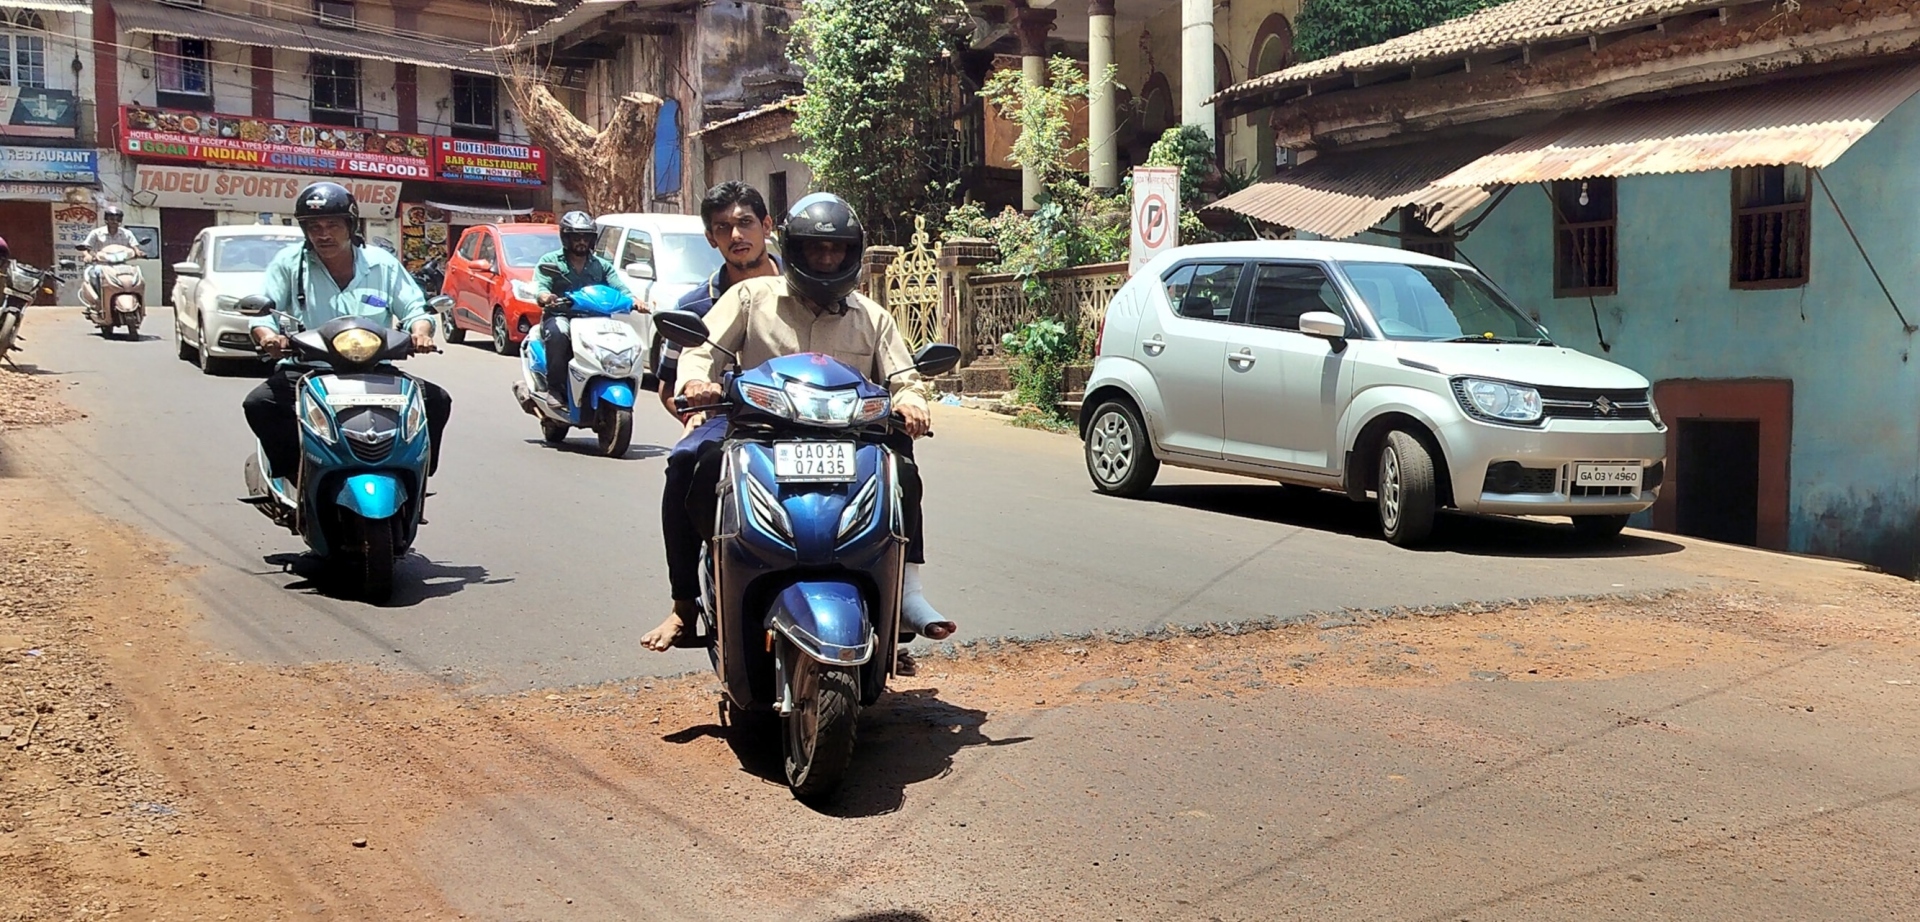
top-left (1294, 0), bottom-right (1501, 63)
top-left (788, 0), bottom-right (969, 242)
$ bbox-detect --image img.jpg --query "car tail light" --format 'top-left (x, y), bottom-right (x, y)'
top-left (1093, 314), bottom-right (1106, 358)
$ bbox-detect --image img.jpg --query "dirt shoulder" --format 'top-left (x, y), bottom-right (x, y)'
top-left (4, 367), bottom-right (1920, 920)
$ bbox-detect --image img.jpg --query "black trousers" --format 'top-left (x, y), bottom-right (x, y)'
top-left (541, 315), bottom-right (571, 399)
top-left (243, 366), bottom-right (452, 480)
top-left (662, 422), bottom-right (925, 602)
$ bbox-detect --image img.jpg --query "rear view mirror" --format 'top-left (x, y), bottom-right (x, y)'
top-left (910, 343), bottom-right (961, 378)
top-left (624, 262), bottom-right (655, 282)
top-left (173, 261), bottom-right (202, 277)
top-left (56, 258), bottom-right (76, 271)
top-left (1299, 311), bottom-right (1347, 340)
top-left (472, 260), bottom-right (493, 274)
top-left (654, 309), bottom-right (709, 348)
top-left (427, 294), bottom-right (454, 312)
top-left (235, 295), bottom-right (275, 317)
top-left (537, 262), bottom-right (564, 279)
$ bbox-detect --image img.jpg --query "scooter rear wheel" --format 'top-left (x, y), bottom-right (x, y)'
top-left (540, 419), bottom-right (569, 445)
top-left (783, 658), bottom-right (859, 804)
top-left (0, 311), bottom-right (18, 359)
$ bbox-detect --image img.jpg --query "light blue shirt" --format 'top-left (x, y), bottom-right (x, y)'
top-left (250, 243), bottom-right (432, 336)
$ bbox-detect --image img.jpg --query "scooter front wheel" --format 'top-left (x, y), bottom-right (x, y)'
top-left (783, 657), bottom-right (859, 804)
top-left (596, 404), bottom-right (633, 457)
top-left (332, 513), bottom-right (396, 604)
top-left (0, 311), bottom-right (18, 359)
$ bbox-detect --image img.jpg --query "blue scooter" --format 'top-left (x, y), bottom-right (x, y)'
top-left (654, 309), bottom-right (960, 803)
top-left (237, 294), bottom-right (450, 603)
top-left (510, 264), bottom-right (644, 457)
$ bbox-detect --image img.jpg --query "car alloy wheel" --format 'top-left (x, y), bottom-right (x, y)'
top-left (1379, 447), bottom-right (1403, 532)
top-left (1090, 410), bottom-right (1135, 485)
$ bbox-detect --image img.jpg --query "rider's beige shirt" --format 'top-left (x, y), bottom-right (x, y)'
top-left (675, 276), bottom-right (931, 413)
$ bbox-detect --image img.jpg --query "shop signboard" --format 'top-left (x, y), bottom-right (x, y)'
top-left (432, 138), bottom-right (547, 187)
top-left (0, 88), bottom-right (79, 139)
top-left (0, 182), bottom-right (90, 203)
top-left (134, 164), bottom-right (403, 220)
top-left (120, 106), bottom-right (433, 180)
top-left (0, 146), bottom-right (97, 183)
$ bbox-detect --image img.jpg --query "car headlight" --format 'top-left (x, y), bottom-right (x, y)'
top-left (784, 381), bottom-right (861, 426)
top-left (1454, 377), bottom-right (1542, 424)
top-left (215, 294), bottom-right (242, 315)
top-left (297, 388), bottom-right (337, 444)
top-left (330, 328), bottom-right (383, 364)
top-left (594, 344), bottom-right (637, 375)
top-left (402, 387), bottom-right (427, 442)
top-left (1646, 391), bottom-right (1664, 428)
top-left (739, 382), bottom-right (794, 418)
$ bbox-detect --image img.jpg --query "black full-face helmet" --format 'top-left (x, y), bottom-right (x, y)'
top-left (559, 210), bottom-right (596, 247)
top-left (293, 181), bottom-right (361, 243)
top-left (779, 192), bottom-right (864, 308)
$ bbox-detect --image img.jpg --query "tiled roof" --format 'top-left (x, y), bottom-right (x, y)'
top-left (1212, 0), bottom-right (1752, 108)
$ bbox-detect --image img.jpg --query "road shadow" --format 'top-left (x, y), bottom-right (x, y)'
top-left (0, 359), bottom-right (61, 375)
top-left (823, 913), bottom-right (933, 922)
top-left (520, 437), bottom-right (669, 461)
top-left (661, 688), bottom-right (1030, 818)
top-left (263, 551), bottom-right (508, 606)
top-left (95, 332), bottom-right (158, 343)
top-left (1142, 483), bottom-right (1684, 559)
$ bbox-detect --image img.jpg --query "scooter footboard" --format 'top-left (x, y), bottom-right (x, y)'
top-left (765, 581), bottom-right (874, 666)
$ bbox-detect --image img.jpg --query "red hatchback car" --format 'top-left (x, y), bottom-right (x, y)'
top-left (439, 223), bottom-right (562, 354)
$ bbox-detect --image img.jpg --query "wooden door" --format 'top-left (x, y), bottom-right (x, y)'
top-left (159, 209), bottom-right (217, 305)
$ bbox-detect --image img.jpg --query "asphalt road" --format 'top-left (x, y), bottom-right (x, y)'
top-left (7, 306), bottom-right (1704, 691)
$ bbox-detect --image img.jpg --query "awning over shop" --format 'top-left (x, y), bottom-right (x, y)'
top-left (7, 0), bottom-right (91, 12)
top-left (112, 0), bottom-right (498, 73)
top-left (424, 199), bottom-right (534, 223)
top-left (499, 0), bottom-right (627, 50)
top-left (1204, 140), bottom-right (1501, 239)
top-left (1437, 61), bottom-right (1920, 188)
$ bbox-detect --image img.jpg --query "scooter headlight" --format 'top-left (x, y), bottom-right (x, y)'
top-left (593, 344), bottom-right (637, 376)
top-left (297, 388), bottom-right (337, 444)
top-left (402, 387), bottom-right (427, 442)
top-left (783, 382), bottom-right (861, 427)
top-left (330, 328), bottom-right (383, 365)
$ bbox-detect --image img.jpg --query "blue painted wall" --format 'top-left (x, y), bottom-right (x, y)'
top-left (1431, 93), bottom-right (1920, 574)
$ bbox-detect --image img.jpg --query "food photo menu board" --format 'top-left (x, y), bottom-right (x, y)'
top-left (120, 106), bottom-right (433, 180)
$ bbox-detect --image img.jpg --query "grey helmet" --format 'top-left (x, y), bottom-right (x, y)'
top-left (558, 210), bottom-right (596, 246)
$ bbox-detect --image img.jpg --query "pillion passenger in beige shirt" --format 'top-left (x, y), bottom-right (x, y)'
top-left (675, 274), bottom-right (934, 417)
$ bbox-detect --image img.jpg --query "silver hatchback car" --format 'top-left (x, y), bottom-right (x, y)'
top-left (1079, 241), bottom-right (1667, 545)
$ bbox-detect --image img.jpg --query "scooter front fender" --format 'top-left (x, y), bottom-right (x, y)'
top-left (332, 473), bottom-right (408, 521)
top-left (586, 379), bottom-right (634, 410)
top-left (766, 581), bottom-right (873, 667)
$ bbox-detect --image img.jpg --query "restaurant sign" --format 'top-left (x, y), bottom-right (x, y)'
top-left (134, 164), bottom-right (403, 220)
top-left (432, 138), bottom-right (547, 187)
top-left (0, 146), bottom-right (97, 183)
top-left (120, 106), bottom-right (432, 180)
top-left (0, 88), bottom-right (79, 138)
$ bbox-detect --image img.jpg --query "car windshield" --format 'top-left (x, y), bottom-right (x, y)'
top-left (213, 236), bottom-right (300, 273)
top-left (501, 232), bottom-right (562, 268)
top-left (652, 233), bottom-right (724, 285)
top-left (1341, 262), bottom-right (1548, 343)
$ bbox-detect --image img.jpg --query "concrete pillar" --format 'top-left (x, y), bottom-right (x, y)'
top-left (1012, 3), bottom-right (1057, 211)
top-left (1087, 0), bottom-right (1118, 193)
top-left (1181, 0), bottom-right (1215, 135)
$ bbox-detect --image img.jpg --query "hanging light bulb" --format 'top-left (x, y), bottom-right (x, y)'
top-left (1578, 181), bottom-right (1590, 207)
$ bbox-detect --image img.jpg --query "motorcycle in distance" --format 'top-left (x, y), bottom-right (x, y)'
top-left (234, 293), bottom-right (454, 603)
top-left (652, 309), bottom-right (961, 804)
top-left (77, 241), bottom-right (150, 339)
top-left (509, 263), bottom-right (643, 457)
top-left (0, 257), bottom-right (76, 363)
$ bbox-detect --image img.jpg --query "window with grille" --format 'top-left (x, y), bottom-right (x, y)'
top-left (452, 73), bottom-right (496, 130)
top-left (1552, 177), bottom-right (1617, 296)
top-left (310, 56), bottom-right (360, 124)
top-left (313, 0), bottom-right (355, 28)
top-left (767, 171), bottom-right (788, 219)
top-left (155, 38), bottom-right (211, 96)
top-left (0, 11), bottom-right (46, 89)
top-left (1731, 165), bottom-right (1809, 289)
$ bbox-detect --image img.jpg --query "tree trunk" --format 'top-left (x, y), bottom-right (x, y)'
top-left (503, 73), bottom-right (662, 215)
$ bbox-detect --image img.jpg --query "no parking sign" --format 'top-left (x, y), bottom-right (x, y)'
top-left (1130, 166), bottom-right (1180, 274)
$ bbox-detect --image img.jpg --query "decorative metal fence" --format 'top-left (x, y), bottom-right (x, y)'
top-left (965, 262), bottom-right (1128, 359)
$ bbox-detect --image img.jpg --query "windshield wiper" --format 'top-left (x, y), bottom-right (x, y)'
top-left (1436, 335), bottom-right (1519, 344)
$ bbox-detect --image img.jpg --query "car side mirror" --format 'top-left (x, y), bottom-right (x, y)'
top-left (173, 261), bottom-right (201, 276)
top-left (624, 262), bottom-right (655, 281)
top-left (472, 260), bottom-right (493, 274)
top-left (427, 294), bottom-right (454, 312)
top-left (1299, 311), bottom-right (1347, 340)
top-left (654, 309), bottom-right (710, 348)
top-left (910, 343), bottom-right (961, 378)
top-left (56, 258), bottom-right (76, 271)
top-left (235, 295), bottom-right (275, 317)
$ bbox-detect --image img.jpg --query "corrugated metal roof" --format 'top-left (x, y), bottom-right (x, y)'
top-left (499, 0), bottom-right (627, 50)
top-left (695, 96), bottom-right (799, 136)
top-left (1204, 140), bottom-right (1501, 239)
top-left (1212, 0), bottom-right (1749, 109)
top-left (1436, 61), bottom-right (1920, 186)
top-left (8, 0), bottom-right (91, 12)
top-left (113, 0), bottom-right (498, 73)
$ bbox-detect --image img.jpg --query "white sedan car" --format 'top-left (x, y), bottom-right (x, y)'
top-left (171, 226), bottom-right (302, 374)
top-left (1080, 241), bottom-right (1668, 546)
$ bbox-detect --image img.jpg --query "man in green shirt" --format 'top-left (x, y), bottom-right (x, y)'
top-left (532, 210), bottom-right (617, 403)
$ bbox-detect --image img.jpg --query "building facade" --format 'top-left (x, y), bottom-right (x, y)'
top-left (0, 1), bottom-right (102, 293)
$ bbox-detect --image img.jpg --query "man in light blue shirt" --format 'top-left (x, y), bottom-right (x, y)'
top-left (243, 181), bottom-right (452, 481)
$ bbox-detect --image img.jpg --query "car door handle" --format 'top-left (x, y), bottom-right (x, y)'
top-left (1228, 348), bottom-right (1256, 368)
top-left (1141, 336), bottom-right (1166, 356)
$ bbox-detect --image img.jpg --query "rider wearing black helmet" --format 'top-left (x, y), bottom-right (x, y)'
top-left (244, 181), bottom-right (452, 482)
top-left (641, 192), bottom-right (956, 655)
top-left (532, 210), bottom-right (617, 403)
